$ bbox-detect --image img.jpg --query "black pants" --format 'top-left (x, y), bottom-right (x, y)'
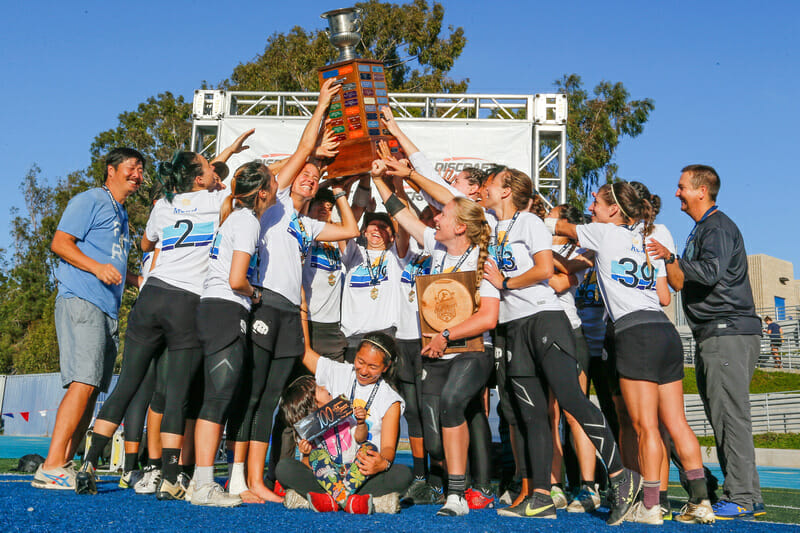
top-left (276, 457), bottom-right (412, 497)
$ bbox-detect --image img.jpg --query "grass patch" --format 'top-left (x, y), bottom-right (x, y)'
top-left (683, 367), bottom-right (800, 394)
top-left (697, 432), bottom-right (800, 449)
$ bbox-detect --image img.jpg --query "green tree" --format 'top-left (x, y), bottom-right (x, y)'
top-left (225, 0), bottom-right (468, 93)
top-left (553, 74), bottom-right (655, 205)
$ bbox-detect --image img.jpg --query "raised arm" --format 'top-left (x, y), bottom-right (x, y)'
top-left (370, 160), bottom-right (427, 245)
top-left (315, 180), bottom-right (360, 242)
top-left (380, 105), bottom-right (421, 156)
top-left (276, 79), bottom-right (340, 190)
top-left (212, 128), bottom-right (255, 164)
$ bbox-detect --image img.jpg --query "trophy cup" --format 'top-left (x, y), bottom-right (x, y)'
top-left (319, 7), bottom-right (404, 178)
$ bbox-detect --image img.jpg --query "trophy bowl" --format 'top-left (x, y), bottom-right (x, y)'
top-left (321, 7), bottom-right (363, 62)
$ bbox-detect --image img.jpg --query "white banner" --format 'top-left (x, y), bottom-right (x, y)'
top-left (218, 118), bottom-right (533, 181)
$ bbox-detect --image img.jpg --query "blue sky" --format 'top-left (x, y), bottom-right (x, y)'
top-left (1, 1), bottom-right (798, 271)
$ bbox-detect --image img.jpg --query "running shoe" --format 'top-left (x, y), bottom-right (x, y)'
top-left (401, 478), bottom-right (445, 505)
top-left (75, 461), bottom-right (97, 495)
top-left (712, 500), bottom-right (753, 520)
top-left (156, 478), bottom-right (186, 501)
top-left (372, 492), bottom-right (401, 514)
top-left (550, 485), bottom-right (567, 509)
top-left (436, 494), bottom-right (469, 517)
top-left (119, 469), bottom-right (143, 489)
top-left (344, 493), bottom-right (374, 514)
top-left (496, 492), bottom-right (556, 519)
top-left (191, 482), bottom-right (242, 507)
top-left (606, 468), bottom-right (642, 526)
top-left (675, 499), bottom-right (715, 524)
top-left (498, 478), bottom-right (521, 505)
top-left (661, 505), bottom-right (673, 521)
top-left (272, 480), bottom-right (286, 498)
top-left (134, 465), bottom-right (162, 495)
top-left (753, 502), bottom-right (766, 517)
top-left (566, 483), bottom-right (601, 513)
top-left (284, 489), bottom-right (311, 510)
top-left (625, 501), bottom-right (663, 525)
top-left (307, 492), bottom-right (338, 512)
top-left (465, 487), bottom-right (495, 509)
top-left (31, 462), bottom-right (76, 490)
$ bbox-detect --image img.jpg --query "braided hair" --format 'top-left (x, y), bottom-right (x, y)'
top-left (154, 151), bottom-right (203, 203)
top-left (451, 197), bottom-right (491, 308)
top-left (219, 161), bottom-right (273, 224)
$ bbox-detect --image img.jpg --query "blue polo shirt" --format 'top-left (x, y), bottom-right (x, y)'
top-left (54, 188), bottom-right (131, 319)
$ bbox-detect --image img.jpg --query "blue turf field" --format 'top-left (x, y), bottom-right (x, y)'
top-left (2, 474), bottom-right (797, 532)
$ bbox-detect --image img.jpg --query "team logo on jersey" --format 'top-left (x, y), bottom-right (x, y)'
top-left (309, 242), bottom-right (341, 272)
top-left (252, 320), bottom-right (269, 335)
top-left (349, 257), bottom-right (389, 288)
top-left (611, 257), bottom-right (657, 291)
top-left (489, 235), bottom-right (517, 273)
top-left (575, 267), bottom-right (603, 307)
top-left (400, 254), bottom-right (431, 285)
top-left (288, 214), bottom-right (312, 261)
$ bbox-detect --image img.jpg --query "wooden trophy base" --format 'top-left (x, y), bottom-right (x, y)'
top-left (318, 58), bottom-right (404, 179)
top-left (416, 271), bottom-right (484, 355)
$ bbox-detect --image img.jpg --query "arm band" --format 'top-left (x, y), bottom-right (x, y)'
top-left (384, 194), bottom-right (406, 217)
top-left (333, 191), bottom-right (347, 201)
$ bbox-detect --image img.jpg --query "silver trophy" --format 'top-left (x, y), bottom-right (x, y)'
top-left (321, 7), bottom-right (363, 62)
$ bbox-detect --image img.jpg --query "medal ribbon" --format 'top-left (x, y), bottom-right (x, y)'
top-left (493, 211), bottom-right (520, 268)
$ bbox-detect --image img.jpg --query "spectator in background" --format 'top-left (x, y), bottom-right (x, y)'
top-left (764, 316), bottom-right (783, 369)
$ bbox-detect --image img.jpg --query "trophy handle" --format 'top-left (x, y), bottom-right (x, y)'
top-left (353, 7), bottom-right (363, 33)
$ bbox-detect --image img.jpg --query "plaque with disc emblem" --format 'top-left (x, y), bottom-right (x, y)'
top-left (416, 271), bottom-right (484, 354)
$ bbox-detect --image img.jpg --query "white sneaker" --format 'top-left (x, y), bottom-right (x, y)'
top-left (284, 489), bottom-right (311, 510)
top-left (675, 499), bottom-right (716, 524)
top-left (185, 479), bottom-right (195, 503)
top-left (626, 501), bottom-right (664, 525)
top-left (31, 463), bottom-right (76, 490)
top-left (372, 492), bottom-right (401, 514)
top-left (567, 483), bottom-right (601, 513)
top-left (134, 465), bottom-right (162, 494)
top-left (191, 482), bottom-right (242, 507)
top-left (436, 494), bottom-right (469, 516)
top-left (550, 485), bottom-right (567, 509)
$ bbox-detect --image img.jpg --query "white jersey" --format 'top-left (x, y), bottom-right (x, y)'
top-left (488, 211), bottom-right (562, 323)
top-left (254, 186), bottom-right (325, 306)
top-left (552, 243), bottom-right (586, 330)
top-left (202, 208), bottom-right (260, 310)
top-left (576, 222), bottom-right (667, 322)
top-left (303, 240), bottom-right (345, 323)
top-left (396, 240), bottom-right (432, 340)
top-left (315, 357), bottom-right (404, 452)
top-left (340, 240), bottom-right (404, 338)
top-left (424, 227), bottom-right (499, 358)
top-left (144, 189), bottom-right (229, 295)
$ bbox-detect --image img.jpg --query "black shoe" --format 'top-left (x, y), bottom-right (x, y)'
top-left (496, 492), bottom-right (556, 519)
top-left (752, 502), bottom-right (766, 517)
top-left (402, 479), bottom-right (445, 505)
top-left (75, 461), bottom-right (97, 495)
top-left (607, 469), bottom-right (642, 526)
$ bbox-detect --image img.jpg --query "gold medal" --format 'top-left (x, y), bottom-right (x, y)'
top-left (328, 272), bottom-right (336, 286)
top-left (370, 286), bottom-right (379, 300)
top-left (408, 290), bottom-right (415, 303)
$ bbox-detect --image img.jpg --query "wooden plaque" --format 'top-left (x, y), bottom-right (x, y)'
top-left (318, 59), bottom-right (405, 178)
top-left (416, 271), bottom-right (484, 354)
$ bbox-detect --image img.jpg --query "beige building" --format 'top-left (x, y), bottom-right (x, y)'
top-left (665, 253), bottom-right (800, 326)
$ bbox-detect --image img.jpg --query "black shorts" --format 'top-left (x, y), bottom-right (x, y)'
top-left (500, 310), bottom-right (577, 377)
top-left (308, 321), bottom-right (347, 362)
top-left (421, 350), bottom-right (492, 396)
top-left (573, 327), bottom-right (591, 375)
top-left (249, 289), bottom-right (304, 359)
top-left (603, 321), bottom-right (622, 397)
top-left (396, 339), bottom-right (422, 383)
top-left (613, 315), bottom-right (683, 385)
top-left (196, 298), bottom-right (248, 355)
top-left (126, 280), bottom-right (201, 350)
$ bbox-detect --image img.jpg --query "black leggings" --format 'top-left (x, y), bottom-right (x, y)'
top-left (275, 457), bottom-right (413, 497)
top-left (397, 339), bottom-right (424, 439)
top-left (232, 345), bottom-right (296, 443)
top-left (121, 359), bottom-right (156, 443)
top-left (511, 344), bottom-right (623, 491)
top-left (197, 337), bottom-right (246, 424)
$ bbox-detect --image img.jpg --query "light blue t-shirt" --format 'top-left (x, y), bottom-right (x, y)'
top-left (55, 187), bottom-right (131, 319)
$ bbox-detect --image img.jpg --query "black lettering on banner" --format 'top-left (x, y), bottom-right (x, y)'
top-left (173, 219), bottom-right (194, 248)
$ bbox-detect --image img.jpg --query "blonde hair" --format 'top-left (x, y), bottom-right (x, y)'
top-left (452, 197), bottom-right (491, 307)
top-left (494, 167), bottom-right (533, 212)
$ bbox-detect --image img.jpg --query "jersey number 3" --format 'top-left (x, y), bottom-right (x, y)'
top-left (611, 257), bottom-right (656, 290)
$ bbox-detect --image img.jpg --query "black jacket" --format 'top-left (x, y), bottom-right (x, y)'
top-left (679, 209), bottom-right (761, 342)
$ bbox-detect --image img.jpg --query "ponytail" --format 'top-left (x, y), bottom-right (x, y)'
top-left (219, 161), bottom-right (273, 225)
top-left (154, 151), bottom-right (202, 203)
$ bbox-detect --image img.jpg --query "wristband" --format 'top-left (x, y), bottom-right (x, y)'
top-left (384, 194), bottom-right (406, 217)
top-left (333, 191), bottom-right (347, 201)
top-left (502, 277), bottom-right (510, 290)
top-left (544, 217), bottom-right (557, 235)
top-left (665, 253), bottom-right (677, 265)
top-left (405, 168), bottom-right (414, 179)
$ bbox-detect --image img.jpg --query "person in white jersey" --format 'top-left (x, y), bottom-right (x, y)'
top-left (77, 150), bottom-right (234, 500)
top-left (189, 161), bottom-right (278, 507)
top-left (480, 167), bottom-right (637, 524)
top-left (548, 181), bottom-right (715, 525)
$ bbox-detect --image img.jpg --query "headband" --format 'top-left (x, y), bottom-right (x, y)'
top-left (362, 337), bottom-right (394, 361)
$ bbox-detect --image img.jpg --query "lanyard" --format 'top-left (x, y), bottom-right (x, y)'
top-left (350, 377), bottom-right (382, 412)
top-left (684, 205), bottom-right (718, 254)
top-left (295, 214), bottom-right (312, 260)
top-left (493, 211), bottom-right (520, 266)
top-left (364, 249), bottom-right (387, 285)
top-left (436, 245), bottom-right (474, 274)
top-left (101, 185), bottom-right (123, 225)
